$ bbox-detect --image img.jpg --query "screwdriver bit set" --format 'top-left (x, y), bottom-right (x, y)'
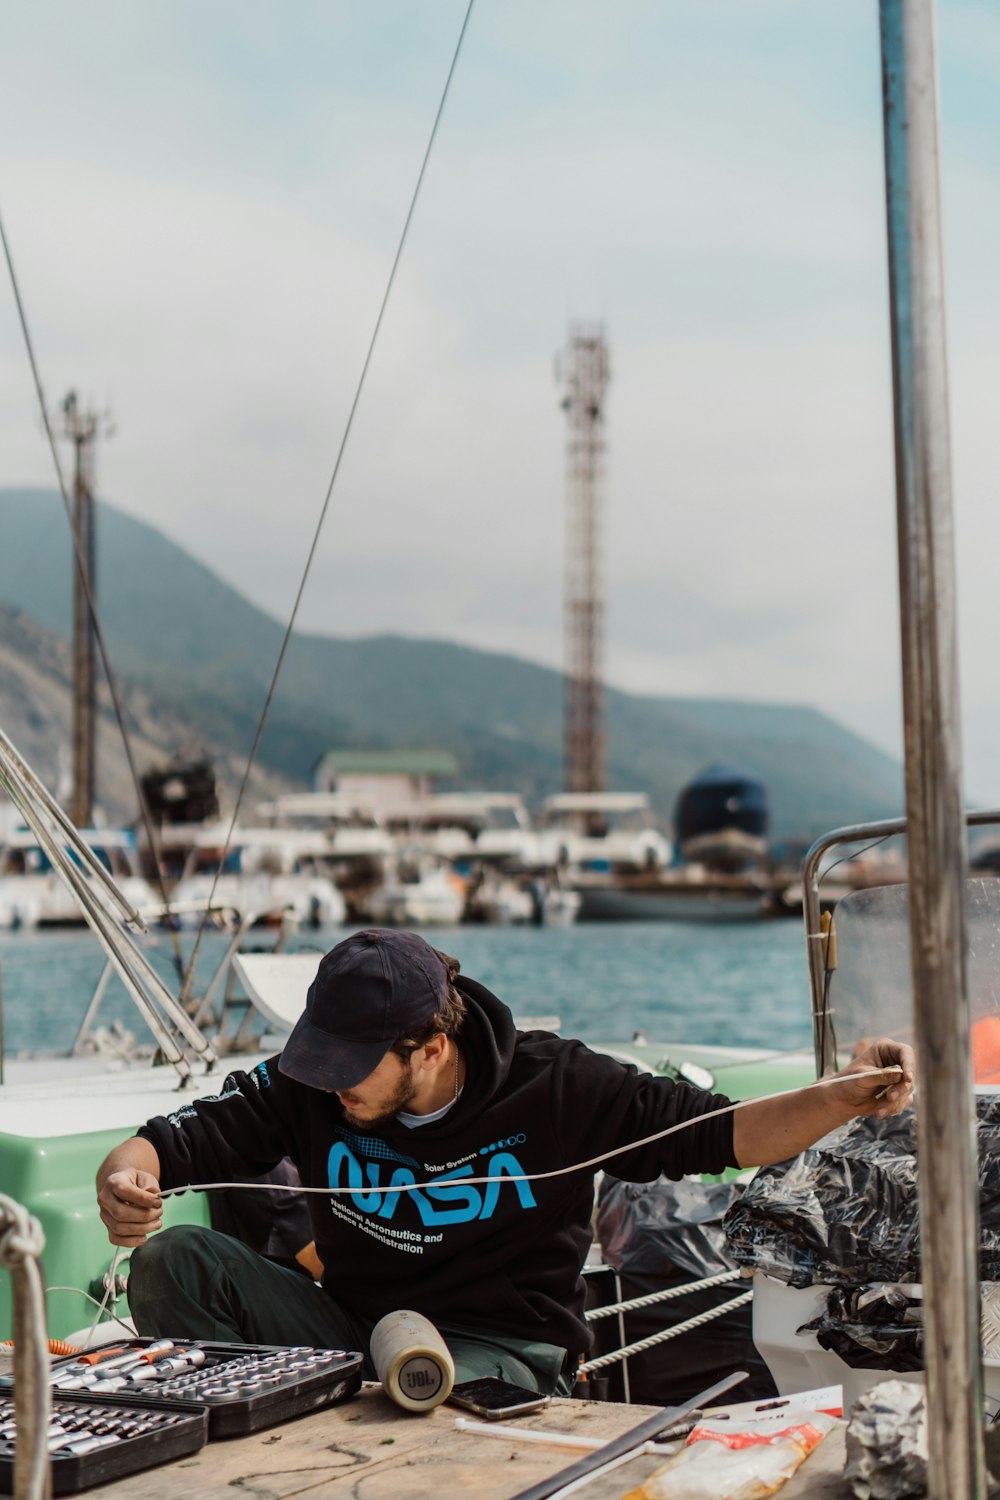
top-left (0, 1339), bottom-right (364, 1490)
top-left (0, 1391), bottom-right (207, 1496)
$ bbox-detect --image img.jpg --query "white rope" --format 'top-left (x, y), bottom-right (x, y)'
top-left (584, 1268), bottom-right (744, 1321)
top-left (45, 1248), bottom-right (129, 1348)
top-left (578, 1290), bottom-right (754, 1374)
top-left (157, 1065), bottom-right (905, 1203)
top-left (0, 1193), bottom-right (49, 1500)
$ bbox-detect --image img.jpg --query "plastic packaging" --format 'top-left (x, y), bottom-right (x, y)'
top-left (596, 1176), bottom-right (776, 1405)
top-left (724, 1100), bottom-right (1000, 1290)
top-left (621, 1411), bottom-right (838, 1500)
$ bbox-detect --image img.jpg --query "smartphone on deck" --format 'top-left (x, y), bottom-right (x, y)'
top-left (447, 1376), bottom-right (551, 1421)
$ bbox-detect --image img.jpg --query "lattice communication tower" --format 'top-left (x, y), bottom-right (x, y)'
top-left (558, 324), bottom-right (609, 796)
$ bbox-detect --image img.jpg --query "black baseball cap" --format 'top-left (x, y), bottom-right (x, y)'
top-left (278, 928), bottom-right (450, 1091)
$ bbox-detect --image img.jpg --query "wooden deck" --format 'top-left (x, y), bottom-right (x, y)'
top-left (79, 1384), bottom-right (854, 1499)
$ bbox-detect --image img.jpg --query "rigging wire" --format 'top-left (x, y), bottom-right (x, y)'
top-left (179, 0), bottom-right (477, 1007)
top-left (0, 217), bottom-right (188, 991)
top-left (699, 1045), bottom-right (815, 1072)
top-left (818, 833), bottom-right (894, 889)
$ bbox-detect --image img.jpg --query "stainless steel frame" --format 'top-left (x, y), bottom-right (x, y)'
top-left (802, 809), bottom-right (1000, 1077)
top-left (0, 728), bottom-right (217, 1082)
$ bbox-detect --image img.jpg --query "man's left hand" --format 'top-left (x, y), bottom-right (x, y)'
top-left (829, 1038), bottom-right (916, 1120)
top-left (734, 1036), bottom-right (916, 1168)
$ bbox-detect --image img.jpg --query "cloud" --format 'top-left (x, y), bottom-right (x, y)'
top-left (1, 0), bottom-right (999, 800)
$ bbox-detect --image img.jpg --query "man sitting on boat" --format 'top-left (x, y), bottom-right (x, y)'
top-left (95, 928), bottom-right (914, 1395)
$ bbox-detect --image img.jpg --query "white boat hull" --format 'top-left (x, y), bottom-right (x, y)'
top-left (170, 873), bottom-right (346, 927)
top-left (0, 874), bottom-right (159, 928)
top-left (366, 886), bottom-right (465, 926)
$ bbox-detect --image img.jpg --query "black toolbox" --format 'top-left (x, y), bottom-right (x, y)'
top-left (40, 1339), bottom-right (364, 1440)
top-left (0, 1339), bottom-right (364, 1490)
top-left (0, 1389), bottom-right (207, 1496)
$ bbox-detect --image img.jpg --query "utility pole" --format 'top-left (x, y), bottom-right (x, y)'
top-left (62, 391), bottom-right (112, 829)
top-left (557, 323), bottom-right (609, 805)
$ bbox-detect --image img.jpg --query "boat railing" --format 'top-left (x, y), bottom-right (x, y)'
top-left (580, 1272), bottom-right (752, 1388)
top-left (802, 808), bottom-right (1000, 1077)
top-left (68, 902), bottom-right (303, 1060)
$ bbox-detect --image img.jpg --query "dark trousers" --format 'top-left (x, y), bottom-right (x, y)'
top-left (129, 1226), bottom-right (571, 1393)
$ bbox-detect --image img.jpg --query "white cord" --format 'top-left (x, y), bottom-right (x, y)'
top-left (157, 1065), bottom-right (905, 1202)
top-left (46, 1285), bottom-right (137, 1339)
top-left (74, 1245), bottom-right (124, 1349)
top-left (452, 1418), bottom-right (679, 1456)
top-left (453, 1416), bottom-right (608, 1450)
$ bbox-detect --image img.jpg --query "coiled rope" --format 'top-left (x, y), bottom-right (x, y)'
top-left (0, 1195), bottom-right (49, 1500)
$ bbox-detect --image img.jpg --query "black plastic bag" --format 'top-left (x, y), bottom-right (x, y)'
top-left (801, 1284), bottom-right (925, 1372)
top-left (596, 1175), bottom-right (776, 1406)
top-left (724, 1099), bottom-right (1000, 1289)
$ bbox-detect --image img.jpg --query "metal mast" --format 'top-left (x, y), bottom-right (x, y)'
top-left (558, 323), bottom-right (609, 802)
top-left (62, 391), bottom-right (111, 829)
top-left (878, 2), bottom-right (985, 1495)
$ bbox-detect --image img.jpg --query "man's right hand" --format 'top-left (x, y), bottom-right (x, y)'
top-left (96, 1136), bottom-right (163, 1246)
top-left (97, 1166), bottom-right (163, 1247)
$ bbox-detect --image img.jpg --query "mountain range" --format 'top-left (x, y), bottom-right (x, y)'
top-left (0, 487), bottom-right (903, 840)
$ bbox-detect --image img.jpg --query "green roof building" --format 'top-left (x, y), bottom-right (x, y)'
top-left (312, 748), bottom-right (461, 813)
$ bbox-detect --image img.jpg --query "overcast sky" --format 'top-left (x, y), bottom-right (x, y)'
top-left (2, 2), bottom-right (1000, 799)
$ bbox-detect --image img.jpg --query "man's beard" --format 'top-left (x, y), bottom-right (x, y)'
top-left (342, 1068), bottom-right (418, 1132)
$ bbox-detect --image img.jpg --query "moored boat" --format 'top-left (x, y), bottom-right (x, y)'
top-left (363, 850), bottom-right (466, 927)
top-left (0, 826), bottom-right (157, 929)
top-left (169, 824), bottom-right (347, 929)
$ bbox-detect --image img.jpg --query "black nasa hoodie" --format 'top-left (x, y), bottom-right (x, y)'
top-left (138, 976), bottom-right (738, 1355)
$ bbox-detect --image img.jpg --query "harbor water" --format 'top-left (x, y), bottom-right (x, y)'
top-left (0, 920), bottom-right (812, 1058)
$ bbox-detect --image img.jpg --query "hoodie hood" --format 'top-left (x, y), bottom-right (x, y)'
top-left (452, 973), bottom-right (517, 1107)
